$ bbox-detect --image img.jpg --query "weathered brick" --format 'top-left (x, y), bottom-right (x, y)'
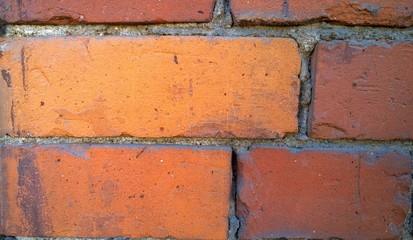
top-left (0, 36), bottom-right (300, 138)
top-left (237, 147), bottom-right (411, 239)
top-left (231, 0), bottom-right (413, 27)
top-left (0, 144), bottom-right (232, 238)
top-left (0, 0), bottom-right (215, 24)
top-left (309, 41), bottom-right (413, 140)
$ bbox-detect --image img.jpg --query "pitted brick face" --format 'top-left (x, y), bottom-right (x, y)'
top-left (0, 36), bottom-right (300, 138)
top-left (309, 41), bottom-right (413, 140)
top-left (0, 2), bottom-right (412, 239)
top-left (231, 0), bottom-right (413, 27)
top-left (0, 144), bottom-right (232, 239)
top-left (237, 147), bottom-right (411, 240)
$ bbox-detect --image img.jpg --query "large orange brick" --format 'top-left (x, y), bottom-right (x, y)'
top-left (309, 41), bottom-right (413, 140)
top-left (231, 0), bottom-right (413, 27)
top-left (0, 144), bottom-right (232, 238)
top-left (237, 147), bottom-right (411, 239)
top-left (0, 0), bottom-right (215, 24)
top-left (0, 36), bottom-right (300, 138)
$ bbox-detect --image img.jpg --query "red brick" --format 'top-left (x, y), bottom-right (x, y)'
top-left (0, 144), bottom-right (231, 238)
top-left (0, 36), bottom-right (300, 138)
top-left (237, 147), bottom-right (411, 239)
top-left (231, 0), bottom-right (413, 27)
top-left (309, 41), bottom-right (413, 140)
top-left (0, 0), bottom-right (215, 24)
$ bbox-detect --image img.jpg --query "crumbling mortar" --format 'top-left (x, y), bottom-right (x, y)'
top-left (296, 57), bottom-right (312, 138)
top-left (297, 43), bottom-right (319, 140)
top-left (294, 31), bottom-right (317, 138)
top-left (210, 0), bottom-right (233, 29)
top-left (228, 150), bottom-right (240, 240)
top-left (1, 136), bottom-right (412, 152)
top-left (0, 24), bottom-right (412, 40)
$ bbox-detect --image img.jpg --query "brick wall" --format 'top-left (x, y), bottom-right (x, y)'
top-left (0, 1), bottom-right (412, 239)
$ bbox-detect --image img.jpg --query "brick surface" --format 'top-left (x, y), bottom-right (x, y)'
top-left (237, 147), bottom-right (411, 240)
top-left (309, 41), bottom-right (413, 140)
top-left (0, 0), bottom-right (215, 24)
top-left (231, 0), bottom-right (413, 27)
top-left (0, 36), bottom-right (300, 138)
top-left (0, 144), bottom-right (232, 238)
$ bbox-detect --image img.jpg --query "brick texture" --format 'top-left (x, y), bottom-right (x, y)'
top-left (237, 147), bottom-right (412, 240)
top-left (1, 1), bottom-right (412, 239)
top-left (0, 0), bottom-right (215, 24)
top-left (309, 41), bottom-right (413, 140)
top-left (0, 144), bottom-right (232, 238)
top-left (0, 36), bottom-right (300, 138)
top-left (231, 0), bottom-right (413, 27)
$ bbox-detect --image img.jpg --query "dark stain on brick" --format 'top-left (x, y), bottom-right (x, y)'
top-left (342, 43), bottom-right (358, 64)
top-left (0, 147), bottom-right (10, 233)
top-left (16, 0), bottom-right (28, 20)
top-left (363, 4), bottom-right (380, 16)
top-left (174, 55), bottom-right (178, 64)
top-left (49, 15), bottom-right (80, 24)
top-left (16, 0), bottom-right (23, 18)
top-left (10, 99), bottom-right (17, 136)
top-left (282, 0), bottom-right (289, 17)
top-left (17, 148), bottom-right (50, 235)
top-left (1, 69), bottom-right (11, 88)
top-left (135, 147), bottom-right (146, 159)
top-left (20, 47), bottom-right (27, 91)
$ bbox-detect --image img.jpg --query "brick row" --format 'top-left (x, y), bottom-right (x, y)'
top-left (2, 0), bottom-right (412, 26)
top-left (1, 144), bottom-right (411, 239)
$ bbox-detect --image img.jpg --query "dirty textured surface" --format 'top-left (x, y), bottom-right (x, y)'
top-left (231, 0), bottom-right (413, 27)
top-left (0, 36), bottom-right (300, 138)
top-left (0, 144), bottom-right (231, 239)
top-left (237, 147), bottom-right (412, 239)
top-left (309, 41), bottom-right (413, 140)
top-left (0, 0), bottom-right (413, 239)
top-left (0, 0), bottom-right (215, 24)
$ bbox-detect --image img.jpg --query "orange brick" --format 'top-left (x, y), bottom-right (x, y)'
top-left (0, 144), bottom-right (232, 238)
top-left (237, 147), bottom-right (411, 239)
top-left (0, 37), bottom-right (300, 138)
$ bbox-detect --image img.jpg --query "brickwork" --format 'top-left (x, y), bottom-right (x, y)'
top-left (0, 0), bottom-right (412, 239)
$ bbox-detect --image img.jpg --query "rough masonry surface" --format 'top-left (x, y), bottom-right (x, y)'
top-left (0, 144), bottom-right (232, 239)
top-left (0, 0), bottom-right (215, 24)
top-left (0, 36), bottom-right (300, 138)
top-left (231, 0), bottom-right (413, 27)
top-left (237, 146), bottom-right (412, 239)
top-left (309, 41), bottom-right (413, 140)
top-left (0, 0), bottom-right (412, 239)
